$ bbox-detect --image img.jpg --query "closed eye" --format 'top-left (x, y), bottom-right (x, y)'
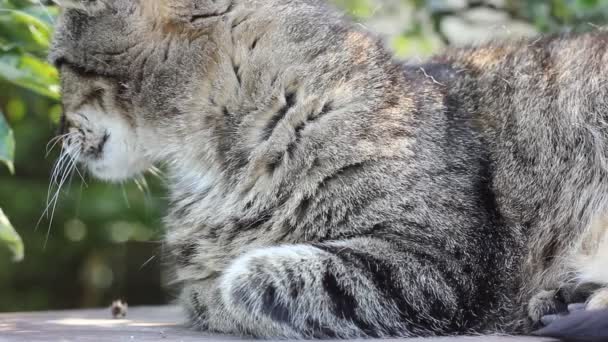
top-left (86, 87), bottom-right (106, 104)
top-left (75, 87), bottom-right (106, 111)
top-left (55, 57), bottom-right (103, 78)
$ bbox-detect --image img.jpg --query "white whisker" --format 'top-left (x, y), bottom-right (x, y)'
top-left (38, 153), bottom-right (66, 230)
top-left (139, 176), bottom-right (150, 195)
top-left (134, 176), bottom-right (145, 193)
top-left (50, 144), bottom-right (75, 186)
top-left (39, 136), bottom-right (83, 247)
top-left (45, 145), bottom-right (69, 218)
top-left (46, 132), bottom-right (77, 157)
top-left (73, 164), bottom-right (88, 186)
top-left (139, 255), bottom-right (156, 270)
top-left (121, 183), bottom-right (131, 208)
top-left (44, 150), bottom-right (79, 248)
top-left (148, 166), bottom-right (164, 180)
top-left (50, 148), bottom-right (71, 185)
top-left (45, 133), bottom-right (68, 153)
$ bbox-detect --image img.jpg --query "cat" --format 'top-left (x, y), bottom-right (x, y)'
top-left (49, 0), bottom-right (608, 338)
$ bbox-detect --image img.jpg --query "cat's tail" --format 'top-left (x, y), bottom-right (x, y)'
top-left (533, 309), bottom-right (608, 342)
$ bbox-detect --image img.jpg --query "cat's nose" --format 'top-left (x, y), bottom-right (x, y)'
top-left (91, 132), bottom-right (110, 159)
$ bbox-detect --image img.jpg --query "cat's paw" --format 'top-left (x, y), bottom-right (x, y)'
top-left (587, 288), bottom-right (608, 311)
top-left (528, 290), bottom-right (568, 326)
top-left (181, 284), bottom-right (211, 331)
top-left (539, 287), bottom-right (608, 325)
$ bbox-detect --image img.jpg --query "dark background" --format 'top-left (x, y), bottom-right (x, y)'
top-left (1, 0), bottom-right (608, 312)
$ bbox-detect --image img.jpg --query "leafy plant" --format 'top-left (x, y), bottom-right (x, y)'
top-left (0, 110), bottom-right (14, 173)
top-left (0, 0), bottom-right (58, 261)
top-left (0, 210), bottom-right (23, 262)
top-left (0, 0), bottom-right (59, 100)
top-left (0, 110), bottom-right (22, 261)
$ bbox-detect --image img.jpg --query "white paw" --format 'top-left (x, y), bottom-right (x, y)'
top-left (587, 288), bottom-right (608, 311)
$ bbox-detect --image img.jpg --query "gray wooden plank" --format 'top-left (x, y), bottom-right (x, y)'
top-left (0, 306), bottom-right (555, 342)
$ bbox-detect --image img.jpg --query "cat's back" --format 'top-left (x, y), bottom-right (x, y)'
top-left (432, 32), bottom-right (608, 295)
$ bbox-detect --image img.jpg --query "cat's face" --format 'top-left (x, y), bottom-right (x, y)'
top-left (56, 60), bottom-right (151, 182)
top-left (50, 0), bottom-right (230, 181)
top-left (51, 0), bottom-right (155, 182)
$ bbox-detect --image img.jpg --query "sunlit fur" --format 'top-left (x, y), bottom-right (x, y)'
top-left (50, 0), bottom-right (608, 338)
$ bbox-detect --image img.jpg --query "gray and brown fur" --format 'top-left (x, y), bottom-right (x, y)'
top-left (50, 0), bottom-right (608, 338)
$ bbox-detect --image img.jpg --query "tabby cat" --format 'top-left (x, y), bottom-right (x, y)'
top-left (50, 0), bottom-right (608, 338)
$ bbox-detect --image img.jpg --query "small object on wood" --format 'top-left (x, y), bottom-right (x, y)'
top-left (111, 299), bottom-right (128, 319)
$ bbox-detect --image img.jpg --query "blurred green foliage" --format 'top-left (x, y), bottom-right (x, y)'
top-left (1, 0), bottom-right (608, 312)
top-left (338, 0), bottom-right (608, 56)
top-left (513, 0), bottom-right (608, 32)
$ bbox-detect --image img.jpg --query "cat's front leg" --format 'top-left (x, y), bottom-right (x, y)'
top-left (181, 279), bottom-right (243, 333)
top-left (181, 280), bottom-right (214, 331)
top-left (182, 277), bottom-right (290, 337)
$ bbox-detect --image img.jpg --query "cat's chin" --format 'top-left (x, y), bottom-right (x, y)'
top-left (85, 158), bottom-right (151, 183)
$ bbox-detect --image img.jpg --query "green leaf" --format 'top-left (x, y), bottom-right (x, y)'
top-left (0, 207), bottom-right (24, 262)
top-left (21, 3), bottom-right (59, 27)
top-left (0, 110), bottom-right (15, 174)
top-left (0, 46), bottom-right (60, 100)
top-left (0, 7), bottom-right (54, 54)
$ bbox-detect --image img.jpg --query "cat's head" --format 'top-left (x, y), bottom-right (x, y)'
top-left (49, 0), bottom-right (231, 182)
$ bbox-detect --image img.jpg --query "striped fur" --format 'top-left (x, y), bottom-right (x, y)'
top-left (50, 0), bottom-right (608, 338)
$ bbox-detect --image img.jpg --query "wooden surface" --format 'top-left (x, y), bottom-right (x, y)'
top-left (0, 305), bottom-right (556, 341)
